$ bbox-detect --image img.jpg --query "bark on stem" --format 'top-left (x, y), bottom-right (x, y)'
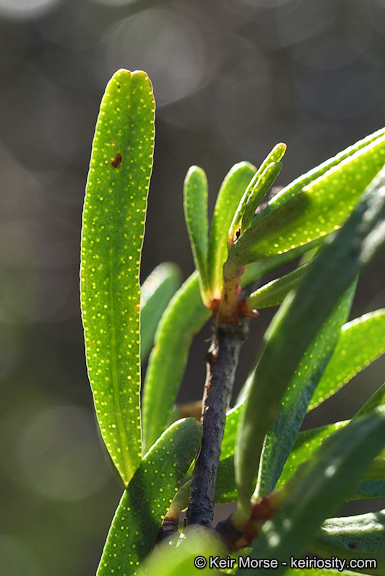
top-left (186, 319), bottom-right (249, 527)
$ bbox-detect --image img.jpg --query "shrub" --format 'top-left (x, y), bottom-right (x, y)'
top-left (80, 69), bottom-right (385, 576)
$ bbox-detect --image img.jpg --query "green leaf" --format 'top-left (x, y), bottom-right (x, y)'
top-left (224, 312), bottom-right (385, 488)
top-left (184, 166), bottom-right (210, 304)
top-left (234, 166), bottom-right (385, 520)
top-left (141, 527), bottom-right (225, 576)
top-left (240, 237), bottom-right (325, 288)
top-left (226, 131), bottom-right (385, 274)
top-left (241, 161), bottom-right (283, 233)
top-left (221, 406), bottom-right (240, 461)
top-left (215, 455), bottom-right (237, 504)
top-left (265, 126), bottom-right (385, 218)
top-left (277, 421), bottom-right (348, 489)
top-left (309, 309), bottom-right (385, 410)
top-left (247, 261), bottom-right (311, 310)
top-left (351, 456), bottom-right (385, 499)
top-left (356, 380), bottom-right (385, 417)
top-left (257, 282), bottom-right (355, 499)
top-left (278, 382), bottom-right (385, 496)
top-left (80, 69), bottom-right (155, 485)
top-left (142, 272), bottom-right (210, 453)
top-left (207, 162), bottom-right (256, 302)
top-left (320, 509), bottom-right (385, 554)
top-left (237, 408), bottom-right (385, 576)
top-left (140, 263), bottom-right (182, 362)
top-left (228, 143), bottom-right (286, 245)
top-left (97, 418), bottom-right (202, 576)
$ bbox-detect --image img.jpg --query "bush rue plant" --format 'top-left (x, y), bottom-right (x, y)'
top-left (81, 69), bottom-right (385, 575)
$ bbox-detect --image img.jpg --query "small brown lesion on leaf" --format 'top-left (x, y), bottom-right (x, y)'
top-left (111, 153), bottom-right (123, 169)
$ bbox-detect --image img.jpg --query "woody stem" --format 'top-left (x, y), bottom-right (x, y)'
top-left (186, 319), bottom-right (249, 528)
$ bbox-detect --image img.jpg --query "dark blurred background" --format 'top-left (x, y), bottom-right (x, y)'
top-left (1, 0), bottom-right (385, 573)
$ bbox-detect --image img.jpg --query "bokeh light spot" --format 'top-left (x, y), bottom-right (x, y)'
top-left (103, 8), bottom-right (207, 107)
top-left (18, 405), bottom-right (111, 501)
top-left (0, 0), bottom-right (61, 21)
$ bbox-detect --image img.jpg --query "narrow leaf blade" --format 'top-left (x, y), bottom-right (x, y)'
top-left (227, 133), bottom-right (385, 272)
top-left (81, 69), bottom-right (155, 484)
top-left (320, 509), bottom-right (385, 554)
top-left (207, 162), bottom-right (256, 301)
top-left (142, 272), bottom-right (210, 453)
top-left (228, 143), bottom-right (286, 245)
top-left (247, 262), bottom-right (311, 310)
top-left (237, 409), bottom-right (385, 575)
top-left (257, 283), bottom-right (355, 498)
top-left (184, 166), bottom-right (210, 303)
top-left (140, 263), bottom-right (182, 362)
top-left (241, 161), bottom-right (283, 233)
top-left (309, 309), bottom-right (385, 410)
top-left (277, 421), bottom-right (349, 489)
top-left (234, 167), bottom-right (385, 519)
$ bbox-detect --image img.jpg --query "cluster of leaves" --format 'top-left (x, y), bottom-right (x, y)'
top-left (81, 69), bottom-right (385, 575)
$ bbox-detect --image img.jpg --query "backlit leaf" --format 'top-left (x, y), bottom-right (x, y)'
top-left (140, 263), bottom-right (182, 362)
top-left (234, 167), bottom-right (385, 520)
top-left (226, 131), bottom-right (385, 274)
top-left (81, 69), bottom-right (155, 484)
top-left (142, 272), bottom-right (210, 453)
top-left (309, 309), bottom-right (385, 410)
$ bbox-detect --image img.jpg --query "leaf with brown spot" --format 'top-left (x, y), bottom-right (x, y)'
top-left (80, 69), bottom-right (155, 485)
top-left (111, 152), bottom-right (122, 168)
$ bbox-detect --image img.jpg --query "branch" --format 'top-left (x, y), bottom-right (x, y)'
top-left (186, 319), bottom-right (249, 527)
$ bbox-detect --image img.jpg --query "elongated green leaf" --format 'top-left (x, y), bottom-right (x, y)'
top-left (356, 380), bottom-right (385, 417)
top-left (257, 283), bottom-right (355, 499)
top-left (81, 69), bottom-right (155, 484)
top-left (247, 262), bottom-right (311, 310)
top-left (240, 236), bottom-right (325, 288)
top-left (226, 132), bottom-right (385, 274)
top-left (352, 479), bottom-right (385, 499)
top-left (351, 453), bottom-right (385, 499)
top-left (223, 312), bottom-right (385, 476)
top-left (221, 406), bottom-right (240, 461)
top-left (140, 263), bottom-right (182, 362)
top-left (207, 162), bottom-right (256, 301)
top-left (97, 418), bottom-right (202, 576)
top-left (184, 166), bottom-right (210, 304)
top-left (237, 408), bottom-right (385, 576)
top-left (228, 144), bottom-right (286, 245)
top-left (241, 161), bottom-right (283, 233)
top-left (277, 421), bottom-right (348, 489)
top-left (261, 126), bottom-right (385, 219)
top-left (309, 309), bottom-right (385, 410)
top-left (234, 167), bottom-right (385, 520)
top-left (142, 272), bottom-right (210, 453)
top-left (320, 509), bottom-right (385, 554)
top-left (215, 455), bottom-right (237, 504)
top-left (278, 382), bottom-right (385, 495)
